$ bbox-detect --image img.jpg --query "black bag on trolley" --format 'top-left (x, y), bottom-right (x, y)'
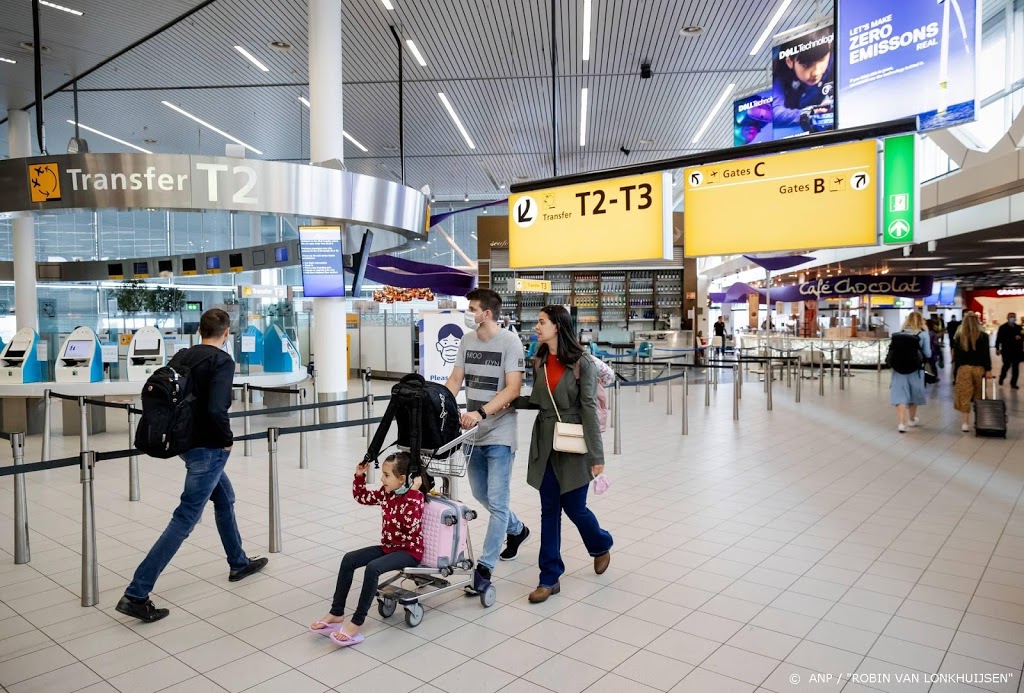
top-left (363, 374), bottom-right (462, 476)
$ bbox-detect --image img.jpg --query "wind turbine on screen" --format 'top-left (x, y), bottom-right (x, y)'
top-left (937, 0), bottom-right (971, 114)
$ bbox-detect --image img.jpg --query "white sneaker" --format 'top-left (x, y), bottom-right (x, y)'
top-left (909, 418), bottom-right (920, 427)
top-left (898, 424), bottom-right (907, 433)
top-left (961, 423), bottom-right (970, 433)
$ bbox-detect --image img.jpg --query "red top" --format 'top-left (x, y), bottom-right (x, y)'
top-left (353, 475), bottom-right (424, 562)
top-left (546, 352), bottom-right (567, 391)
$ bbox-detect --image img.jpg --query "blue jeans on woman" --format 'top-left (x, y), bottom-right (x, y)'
top-left (538, 462), bottom-right (613, 588)
top-left (125, 448), bottom-right (249, 600)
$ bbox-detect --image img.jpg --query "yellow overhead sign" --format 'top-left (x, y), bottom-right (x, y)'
top-left (509, 171), bottom-right (672, 268)
top-left (512, 278), bottom-right (551, 293)
top-left (683, 140), bottom-right (878, 257)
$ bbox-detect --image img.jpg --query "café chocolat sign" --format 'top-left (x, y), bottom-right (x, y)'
top-left (772, 275), bottom-right (933, 302)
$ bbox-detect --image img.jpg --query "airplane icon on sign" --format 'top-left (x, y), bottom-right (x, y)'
top-left (830, 176), bottom-right (846, 192)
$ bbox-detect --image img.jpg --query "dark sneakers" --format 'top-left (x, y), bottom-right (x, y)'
top-left (500, 526), bottom-right (531, 561)
top-left (116, 596), bottom-right (169, 623)
top-left (229, 556), bottom-right (269, 582)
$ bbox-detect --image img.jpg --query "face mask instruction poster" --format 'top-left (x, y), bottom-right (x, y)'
top-left (837, 0), bottom-right (978, 130)
top-left (419, 311), bottom-right (465, 384)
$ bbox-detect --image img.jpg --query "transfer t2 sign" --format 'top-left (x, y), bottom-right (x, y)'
top-left (838, 0), bottom-right (978, 131)
top-left (298, 225), bottom-right (345, 298)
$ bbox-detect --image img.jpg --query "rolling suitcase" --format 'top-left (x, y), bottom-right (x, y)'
top-left (975, 378), bottom-right (1007, 438)
top-left (420, 496), bottom-right (476, 573)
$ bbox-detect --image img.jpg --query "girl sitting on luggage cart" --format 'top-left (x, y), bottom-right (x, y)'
top-left (310, 452), bottom-right (428, 647)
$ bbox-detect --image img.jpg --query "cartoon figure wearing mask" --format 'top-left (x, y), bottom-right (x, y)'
top-left (436, 323), bottom-right (464, 366)
top-left (773, 31), bottom-right (835, 135)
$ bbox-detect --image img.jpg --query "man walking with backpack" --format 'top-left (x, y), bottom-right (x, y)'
top-left (446, 289), bottom-right (530, 598)
top-left (117, 309), bottom-right (266, 622)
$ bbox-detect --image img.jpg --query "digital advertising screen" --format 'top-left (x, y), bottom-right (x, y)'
top-left (733, 89), bottom-right (774, 146)
top-left (132, 261), bottom-right (149, 277)
top-left (274, 247), bottom-right (289, 263)
top-left (837, 0), bottom-right (978, 131)
top-left (158, 260), bottom-right (173, 276)
top-left (298, 225), bottom-right (346, 298)
top-left (771, 25), bottom-right (836, 139)
top-left (181, 258), bottom-right (197, 275)
top-left (206, 256), bottom-right (221, 273)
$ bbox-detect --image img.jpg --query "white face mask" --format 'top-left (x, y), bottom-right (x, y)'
top-left (464, 312), bottom-right (480, 330)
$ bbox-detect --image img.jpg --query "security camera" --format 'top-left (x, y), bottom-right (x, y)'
top-left (927, 240), bottom-right (937, 252)
top-left (903, 246), bottom-right (912, 258)
top-left (620, 146), bottom-right (631, 155)
top-left (640, 62), bottom-right (653, 79)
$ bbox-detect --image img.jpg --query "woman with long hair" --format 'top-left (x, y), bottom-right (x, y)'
top-left (514, 305), bottom-right (612, 604)
top-left (952, 312), bottom-right (993, 432)
top-left (889, 311), bottom-right (932, 433)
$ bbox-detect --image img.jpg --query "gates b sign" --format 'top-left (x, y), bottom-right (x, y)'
top-left (683, 140), bottom-right (878, 256)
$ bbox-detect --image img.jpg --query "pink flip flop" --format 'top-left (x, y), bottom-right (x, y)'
top-left (329, 631), bottom-right (365, 648)
top-left (309, 621), bottom-right (341, 633)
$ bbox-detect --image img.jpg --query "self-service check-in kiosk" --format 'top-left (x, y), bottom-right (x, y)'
top-left (0, 328), bottom-right (42, 383)
top-left (239, 325), bottom-right (264, 371)
top-left (263, 324), bottom-right (300, 373)
top-left (127, 326), bottom-right (166, 381)
top-left (56, 327), bottom-right (104, 383)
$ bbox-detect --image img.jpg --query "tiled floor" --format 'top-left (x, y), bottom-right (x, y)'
top-left (0, 361), bottom-right (1022, 692)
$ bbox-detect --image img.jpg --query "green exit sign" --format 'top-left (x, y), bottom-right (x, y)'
top-left (883, 135), bottom-right (917, 245)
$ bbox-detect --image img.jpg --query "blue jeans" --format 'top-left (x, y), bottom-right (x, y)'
top-left (126, 448), bottom-right (248, 600)
top-left (467, 445), bottom-right (524, 570)
top-left (539, 462), bottom-right (613, 588)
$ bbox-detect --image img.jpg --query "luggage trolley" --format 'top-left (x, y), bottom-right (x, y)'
top-left (374, 427), bottom-right (497, 628)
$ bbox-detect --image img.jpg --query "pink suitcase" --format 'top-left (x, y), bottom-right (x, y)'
top-left (420, 495), bottom-right (475, 573)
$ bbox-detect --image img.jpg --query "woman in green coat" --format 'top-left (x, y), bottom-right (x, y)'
top-left (515, 305), bottom-right (612, 604)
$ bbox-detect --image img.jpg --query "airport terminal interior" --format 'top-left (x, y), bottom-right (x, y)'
top-left (1, 0), bottom-right (1024, 691)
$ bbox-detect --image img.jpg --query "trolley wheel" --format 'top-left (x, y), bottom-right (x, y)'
top-left (463, 509), bottom-right (477, 521)
top-left (377, 597), bottom-right (396, 619)
top-left (480, 584), bottom-right (497, 608)
top-left (444, 516), bottom-right (457, 527)
top-left (404, 602), bottom-right (424, 628)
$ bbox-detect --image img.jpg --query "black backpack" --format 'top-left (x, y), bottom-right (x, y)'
top-left (364, 373), bottom-right (461, 474)
top-left (886, 332), bottom-right (925, 375)
top-left (135, 351), bottom-right (215, 458)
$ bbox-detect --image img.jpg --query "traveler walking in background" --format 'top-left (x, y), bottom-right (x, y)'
top-left (953, 312), bottom-right (993, 432)
top-left (947, 313), bottom-right (962, 379)
top-left (713, 316), bottom-right (729, 356)
top-left (888, 311), bottom-right (931, 434)
top-left (118, 309), bottom-right (267, 623)
top-left (995, 312), bottom-right (1023, 389)
top-left (515, 305), bottom-right (612, 604)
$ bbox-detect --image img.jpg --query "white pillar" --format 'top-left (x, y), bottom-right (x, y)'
top-left (308, 0), bottom-right (348, 418)
top-left (8, 110), bottom-right (37, 332)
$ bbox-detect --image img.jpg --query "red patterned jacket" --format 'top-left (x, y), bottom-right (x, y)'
top-left (353, 475), bottom-right (425, 562)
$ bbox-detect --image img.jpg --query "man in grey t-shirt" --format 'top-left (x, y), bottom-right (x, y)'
top-left (446, 289), bottom-right (530, 596)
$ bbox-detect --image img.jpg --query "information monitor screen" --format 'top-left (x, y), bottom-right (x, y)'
top-left (298, 225), bottom-right (345, 298)
top-left (64, 340), bottom-right (94, 358)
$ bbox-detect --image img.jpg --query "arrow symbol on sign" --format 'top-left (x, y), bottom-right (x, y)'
top-left (689, 171), bottom-right (703, 187)
top-left (853, 173), bottom-right (868, 189)
top-left (888, 219), bottom-right (911, 240)
top-left (517, 198), bottom-right (534, 224)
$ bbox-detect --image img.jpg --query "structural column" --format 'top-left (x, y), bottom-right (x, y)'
top-left (8, 110), bottom-right (37, 331)
top-left (308, 0), bottom-right (348, 421)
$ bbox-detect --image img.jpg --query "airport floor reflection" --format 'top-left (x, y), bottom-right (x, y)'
top-left (0, 366), bottom-right (1022, 693)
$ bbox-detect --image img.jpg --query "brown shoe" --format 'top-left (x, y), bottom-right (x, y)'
top-left (528, 583), bottom-right (560, 603)
top-left (594, 551), bottom-right (611, 575)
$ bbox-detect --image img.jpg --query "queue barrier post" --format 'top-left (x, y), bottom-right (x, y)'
top-left (649, 374), bottom-right (655, 403)
top-left (80, 450), bottom-right (99, 607)
top-left (737, 357), bottom-right (743, 400)
top-left (79, 397), bottom-right (88, 453)
top-left (312, 369), bottom-right (320, 426)
top-left (12, 432), bottom-right (30, 564)
top-left (666, 376), bottom-right (673, 416)
top-left (767, 356), bottom-right (774, 411)
top-left (361, 371), bottom-right (369, 437)
top-left (299, 387), bottom-right (309, 470)
top-left (681, 372), bottom-right (689, 436)
top-left (242, 383), bottom-right (252, 457)
top-left (613, 380), bottom-right (622, 455)
top-left (609, 381), bottom-right (615, 430)
top-left (268, 428), bottom-right (282, 554)
top-left (796, 362), bottom-right (802, 403)
top-left (705, 370), bottom-right (711, 407)
top-left (733, 365), bottom-right (740, 421)
top-left (128, 407), bottom-right (140, 502)
top-left (366, 393), bottom-right (375, 439)
top-left (819, 355), bottom-right (826, 396)
top-left (41, 389), bottom-right (51, 463)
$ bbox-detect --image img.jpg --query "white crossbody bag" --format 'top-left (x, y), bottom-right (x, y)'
top-left (545, 363), bottom-right (588, 455)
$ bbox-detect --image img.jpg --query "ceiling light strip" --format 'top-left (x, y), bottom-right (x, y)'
top-left (161, 101), bottom-right (263, 155)
top-left (579, 87), bottom-right (589, 147)
top-left (749, 0), bottom-right (792, 55)
top-left (405, 40), bottom-right (428, 66)
top-left (691, 83), bottom-right (736, 144)
top-left (234, 45), bottom-right (270, 72)
top-left (297, 97), bottom-right (369, 152)
top-left (582, 0), bottom-right (592, 61)
top-left (438, 93), bottom-right (475, 149)
top-left (66, 120), bottom-right (153, 153)
top-left (39, 0), bottom-right (83, 16)
top-left (381, 0), bottom-right (394, 8)
top-left (0, 57), bottom-right (16, 65)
